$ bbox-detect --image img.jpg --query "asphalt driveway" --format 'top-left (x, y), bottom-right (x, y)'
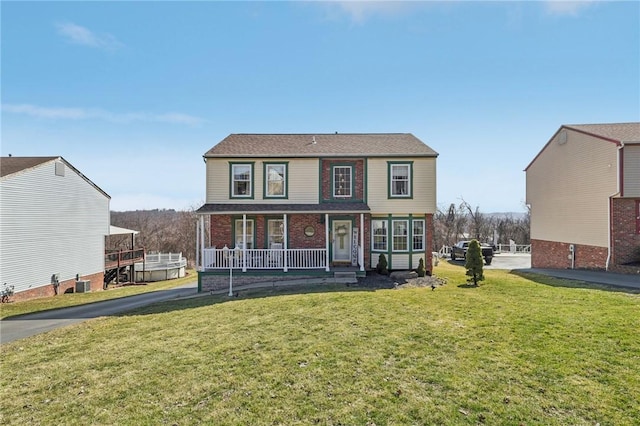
top-left (517, 268), bottom-right (640, 290)
top-left (0, 281), bottom-right (198, 344)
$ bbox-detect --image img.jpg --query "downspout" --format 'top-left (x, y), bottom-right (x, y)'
top-left (606, 142), bottom-right (624, 271)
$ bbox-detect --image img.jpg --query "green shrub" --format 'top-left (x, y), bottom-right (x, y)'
top-left (416, 258), bottom-right (426, 277)
top-left (376, 253), bottom-right (388, 275)
top-left (465, 239), bottom-right (485, 286)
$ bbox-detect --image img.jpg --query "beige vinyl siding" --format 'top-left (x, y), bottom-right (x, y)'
top-left (0, 160), bottom-right (109, 294)
top-left (206, 158), bottom-right (319, 204)
top-left (526, 129), bottom-right (618, 247)
top-left (623, 145), bottom-right (640, 197)
top-left (366, 157), bottom-right (436, 215)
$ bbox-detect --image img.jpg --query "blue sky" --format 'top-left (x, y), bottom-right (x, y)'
top-left (2, 1), bottom-right (639, 212)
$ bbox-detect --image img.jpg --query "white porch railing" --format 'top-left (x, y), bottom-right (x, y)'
top-left (202, 248), bottom-right (328, 271)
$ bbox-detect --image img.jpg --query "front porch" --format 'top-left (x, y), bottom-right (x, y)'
top-left (196, 211), bottom-right (369, 274)
top-left (201, 247), bottom-right (365, 273)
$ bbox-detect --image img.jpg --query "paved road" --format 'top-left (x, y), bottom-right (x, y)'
top-left (0, 282), bottom-right (198, 344)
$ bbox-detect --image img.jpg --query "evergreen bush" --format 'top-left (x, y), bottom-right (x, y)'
top-left (465, 239), bottom-right (485, 286)
top-left (376, 253), bottom-right (388, 275)
top-left (416, 258), bottom-right (426, 277)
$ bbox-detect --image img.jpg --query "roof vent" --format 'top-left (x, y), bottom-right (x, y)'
top-left (558, 130), bottom-right (567, 145)
top-left (312, 136), bottom-right (316, 144)
top-left (55, 161), bottom-right (65, 177)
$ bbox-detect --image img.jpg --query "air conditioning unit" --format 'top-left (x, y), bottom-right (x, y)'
top-left (75, 280), bottom-right (91, 293)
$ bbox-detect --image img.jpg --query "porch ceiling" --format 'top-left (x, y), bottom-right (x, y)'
top-left (196, 202), bottom-right (370, 215)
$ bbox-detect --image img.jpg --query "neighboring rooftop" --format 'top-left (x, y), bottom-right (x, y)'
top-left (0, 156), bottom-right (58, 178)
top-left (525, 122), bottom-right (640, 171)
top-left (204, 133), bottom-right (438, 158)
top-left (564, 122), bottom-right (640, 144)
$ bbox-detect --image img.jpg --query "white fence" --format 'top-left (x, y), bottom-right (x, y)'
top-left (437, 244), bottom-right (531, 258)
top-left (202, 248), bottom-right (327, 271)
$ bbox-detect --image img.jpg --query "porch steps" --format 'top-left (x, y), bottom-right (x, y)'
top-left (333, 271), bottom-right (357, 282)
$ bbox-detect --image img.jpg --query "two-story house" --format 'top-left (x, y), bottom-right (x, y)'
top-left (525, 123), bottom-right (640, 274)
top-left (196, 133), bottom-right (438, 292)
top-left (0, 156), bottom-right (111, 301)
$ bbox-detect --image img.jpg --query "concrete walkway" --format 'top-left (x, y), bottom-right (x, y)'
top-left (516, 268), bottom-right (640, 290)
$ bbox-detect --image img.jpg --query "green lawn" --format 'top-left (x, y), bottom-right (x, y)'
top-left (0, 271), bottom-right (196, 320)
top-left (1, 263), bottom-right (638, 425)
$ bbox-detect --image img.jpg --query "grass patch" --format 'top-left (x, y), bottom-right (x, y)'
top-left (1, 263), bottom-right (638, 425)
top-left (0, 270), bottom-right (196, 319)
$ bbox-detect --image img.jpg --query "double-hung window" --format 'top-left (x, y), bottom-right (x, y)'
top-left (372, 219), bottom-right (388, 251)
top-left (265, 164), bottom-right (287, 198)
top-left (413, 219), bottom-right (425, 251)
top-left (392, 220), bottom-right (409, 251)
top-left (231, 163), bottom-right (253, 198)
top-left (389, 163), bottom-right (412, 197)
top-left (267, 219), bottom-right (284, 248)
top-left (333, 166), bottom-right (352, 198)
top-left (234, 219), bottom-right (254, 249)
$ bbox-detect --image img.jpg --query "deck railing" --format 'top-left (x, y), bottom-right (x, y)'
top-left (105, 248), bottom-right (145, 269)
top-left (202, 248), bottom-right (327, 271)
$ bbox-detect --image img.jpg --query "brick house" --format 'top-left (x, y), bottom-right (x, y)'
top-left (196, 134), bottom-right (438, 291)
top-left (525, 123), bottom-right (640, 273)
top-left (0, 156), bottom-right (111, 301)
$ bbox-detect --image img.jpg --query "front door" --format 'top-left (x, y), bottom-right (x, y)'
top-left (332, 220), bottom-right (352, 262)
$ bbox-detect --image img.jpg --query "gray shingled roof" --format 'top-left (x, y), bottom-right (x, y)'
top-left (204, 133), bottom-right (438, 158)
top-left (565, 123), bottom-right (640, 143)
top-left (0, 156), bottom-right (58, 178)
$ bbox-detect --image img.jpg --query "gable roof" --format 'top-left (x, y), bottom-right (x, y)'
top-left (564, 123), bottom-right (640, 144)
top-left (525, 122), bottom-right (640, 171)
top-left (0, 156), bottom-right (58, 178)
top-left (204, 133), bottom-right (438, 158)
top-left (0, 156), bottom-right (110, 199)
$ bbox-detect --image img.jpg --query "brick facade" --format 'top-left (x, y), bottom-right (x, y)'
top-left (611, 198), bottom-right (640, 265)
top-left (9, 271), bottom-right (105, 303)
top-left (425, 213), bottom-right (434, 275)
top-left (206, 213), bottom-right (433, 275)
top-left (321, 159), bottom-right (365, 202)
top-left (531, 239), bottom-right (608, 270)
top-left (208, 213), bottom-right (372, 269)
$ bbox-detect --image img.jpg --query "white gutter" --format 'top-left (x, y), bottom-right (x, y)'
top-left (606, 141), bottom-right (624, 271)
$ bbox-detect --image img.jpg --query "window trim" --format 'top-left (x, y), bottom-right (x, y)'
top-left (263, 162), bottom-right (288, 199)
top-left (412, 219), bottom-right (425, 251)
top-left (392, 219), bottom-right (409, 252)
top-left (388, 161), bottom-right (413, 199)
top-left (230, 162), bottom-right (254, 199)
top-left (332, 164), bottom-right (353, 199)
top-left (266, 218), bottom-right (285, 248)
top-left (233, 218), bottom-right (255, 249)
top-left (371, 219), bottom-right (388, 252)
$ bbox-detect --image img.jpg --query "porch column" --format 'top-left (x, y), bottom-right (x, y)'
top-left (325, 213), bottom-right (330, 272)
top-left (242, 214), bottom-right (247, 272)
top-left (200, 215), bottom-right (205, 271)
top-left (360, 213), bottom-right (365, 272)
top-left (283, 214), bottom-right (288, 272)
top-left (196, 218), bottom-right (200, 271)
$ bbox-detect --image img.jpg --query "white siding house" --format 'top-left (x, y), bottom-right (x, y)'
top-left (0, 157), bottom-right (110, 300)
